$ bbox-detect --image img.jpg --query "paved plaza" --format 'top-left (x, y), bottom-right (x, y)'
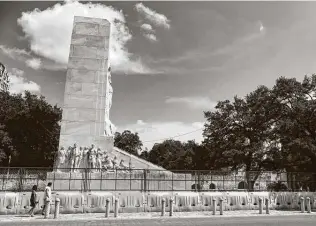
top-left (0, 214), bottom-right (315, 226)
top-left (0, 211), bottom-right (315, 225)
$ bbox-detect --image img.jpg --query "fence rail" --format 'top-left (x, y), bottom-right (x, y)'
top-left (0, 167), bottom-right (315, 192)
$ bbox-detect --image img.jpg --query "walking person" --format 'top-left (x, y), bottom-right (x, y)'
top-left (28, 185), bottom-right (38, 217)
top-left (42, 182), bottom-right (52, 216)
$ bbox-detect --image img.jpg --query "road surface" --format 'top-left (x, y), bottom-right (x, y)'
top-left (1, 215), bottom-right (316, 226)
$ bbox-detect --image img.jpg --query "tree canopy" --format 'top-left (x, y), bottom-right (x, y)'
top-left (114, 130), bottom-right (143, 156)
top-left (0, 91), bottom-right (61, 167)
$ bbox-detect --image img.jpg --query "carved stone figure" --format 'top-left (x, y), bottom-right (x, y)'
top-left (71, 143), bottom-right (80, 172)
top-left (119, 159), bottom-right (127, 170)
top-left (67, 145), bottom-right (75, 172)
top-left (55, 147), bottom-right (66, 171)
top-left (88, 144), bottom-right (97, 171)
top-left (81, 147), bottom-right (89, 169)
top-left (96, 148), bottom-right (103, 171)
top-left (104, 64), bottom-right (116, 136)
top-left (102, 154), bottom-right (111, 170)
top-left (112, 156), bottom-right (119, 170)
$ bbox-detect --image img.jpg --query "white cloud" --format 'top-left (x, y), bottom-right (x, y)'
top-left (165, 96), bottom-right (217, 110)
top-left (0, 45), bottom-right (64, 71)
top-left (135, 3), bottom-right (170, 30)
top-left (143, 33), bottom-right (157, 42)
top-left (140, 23), bottom-right (154, 32)
top-left (25, 58), bottom-right (42, 70)
top-left (16, 0), bottom-right (154, 74)
top-left (140, 23), bottom-right (157, 42)
top-left (118, 120), bottom-right (204, 150)
top-left (9, 68), bottom-right (41, 94)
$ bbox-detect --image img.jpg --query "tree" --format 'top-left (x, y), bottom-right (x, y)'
top-left (203, 85), bottom-right (283, 189)
top-left (271, 75), bottom-right (316, 173)
top-left (0, 91), bottom-right (62, 167)
top-left (148, 139), bottom-right (187, 170)
top-left (0, 124), bottom-right (15, 166)
top-left (114, 130), bottom-right (143, 156)
top-left (271, 75), bottom-right (316, 190)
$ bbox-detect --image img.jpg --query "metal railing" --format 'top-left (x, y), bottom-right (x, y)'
top-left (0, 167), bottom-right (315, 192)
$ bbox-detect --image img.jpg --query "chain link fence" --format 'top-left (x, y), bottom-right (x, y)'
top-left (0, 168), bottom-right (315, 192)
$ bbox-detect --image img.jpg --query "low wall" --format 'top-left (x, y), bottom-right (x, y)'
top-left (0, 191), bottom-right (315, 215)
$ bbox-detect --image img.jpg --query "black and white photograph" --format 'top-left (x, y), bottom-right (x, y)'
top-left (0, 0), bottom-right (316, 225)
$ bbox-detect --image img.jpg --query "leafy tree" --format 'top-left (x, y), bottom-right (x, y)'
top-left (139, 147), bottom-right (149, 161)
top-left (0, 91), bottom-right (62, 167)
top-left (272, 75), bottom-right (316, 173)
top-left (0, 124), bottom-right (15, 166)
top-left (148, 139), bottom-right (187, 170)
top-left (114, 130), bottom-right (143, 156)
top-left (203, 86), bottom-right (283, 189)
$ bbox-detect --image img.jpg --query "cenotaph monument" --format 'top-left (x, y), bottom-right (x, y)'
top-left (52, 16), bottom-right (166, 177)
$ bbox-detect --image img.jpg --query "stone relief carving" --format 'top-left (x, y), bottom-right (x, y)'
top-left (104, 64), bottom-right (116, 136)
top-left (55, 143), bottom-right (133, 172)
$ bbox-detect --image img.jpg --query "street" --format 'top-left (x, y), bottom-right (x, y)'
top-left (1, 215), bottom-right (316, 226)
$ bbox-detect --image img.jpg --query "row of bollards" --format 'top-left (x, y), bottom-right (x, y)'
top-left (300, 197), bottom-right (312, 213)
top-left (51, 196), bottom-right (312, 219)
top-left (258, 198), bottom-right (269, 214)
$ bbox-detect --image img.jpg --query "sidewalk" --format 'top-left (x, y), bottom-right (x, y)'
top-left (0, 210), bottom-right (315, 223)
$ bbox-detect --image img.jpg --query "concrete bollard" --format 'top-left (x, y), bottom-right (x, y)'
top-left (169, 199), bottom-right (173, 216)
top-left (259, 198), bottom-right (263, 214)
top-left (54, 198), bottom-right (60, 219)
top-left (105, 198), bottom-right (110, 218)
top-left (265, 198), bottom-right (269, 214)
top-left (114, 198), bottom-right (119, 218)
top-left (212, 198), bottom-right (216, 215)
top-left (161, 198), bottom-right (166, 216)
top-left (44, 200), bottom-right (51, 219)
top-left (300, 197), bottom-right (305, 213)
top-left (306, 197), bottom-right (311, 213)
top-left (219, 198), bottom-right (223, 215)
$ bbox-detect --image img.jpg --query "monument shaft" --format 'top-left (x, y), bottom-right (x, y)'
top-left (59, 16), bottom-right (113, 153)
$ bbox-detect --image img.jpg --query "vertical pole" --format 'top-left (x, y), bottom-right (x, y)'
top-left (161, 198), bottom-right (166, 216)
top-left (144, 170), bottom-right (147, 192)
top-left (212, 198), bottom-right (216, 215)
top-left (105, 198), bottom-right (110, 218)
top-left (265, 198), bottom-right (269, 214)
top-left (171, 172), bottom-right (174, 191)
top-left (219, 198), bottom-right (223, 215)
top-left (115, 169), bottom-right (117, 191)
top-left (300, 197), bottom-right (305, 213)
top-left (169, 198), bottom-right (173, 216)
top-left (114, 198), bottom-right (119, 218)
top-left (130, 169), bottom-right (132, 190)
top-left (306, 197), bottom-right (311, 213)
top-left (100, 171), bottom-right (102, 191)
top-left (259, 198), bottom-right (263, 214)
top-left (54, 198), bottom-right (60, 219)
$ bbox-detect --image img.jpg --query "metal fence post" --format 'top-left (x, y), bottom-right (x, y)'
top-left (105, 198), bottom-right (110, 218)
top-left (259, 198), bottom-right (263, 214)
top-left (54, 198), bottom-right (60, 219)
top-left (300, 197), bottom-right (305, 213)
top-left (161, 198), bottom-right (166, 216)
top-left (265, 198), bottom-right (269, 214)
top-left (114, 198), bottom-right (119, 218)
top-left (212, 198), bottom-right (216, 215)
top-left (306, 197), bottom-right (311, 213)
top-left (169, 198), bottom-right (173, 216)
top-left (219, 198), bottom-right (223, 215)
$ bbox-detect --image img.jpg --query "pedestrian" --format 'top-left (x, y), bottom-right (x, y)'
top-left (42, 182), bottom-right (52, 215)
top-left (28, 185), bottom-right (38, 217)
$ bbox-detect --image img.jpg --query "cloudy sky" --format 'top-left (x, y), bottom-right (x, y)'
top-left (1, 1), bottom-right (316, 149)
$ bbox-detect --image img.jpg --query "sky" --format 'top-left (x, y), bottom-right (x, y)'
top-left (1, 1), bottom-right (316, 149)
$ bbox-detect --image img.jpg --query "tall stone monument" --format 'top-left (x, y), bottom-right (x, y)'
top-left (56, 16), bottom-right (115, 170)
